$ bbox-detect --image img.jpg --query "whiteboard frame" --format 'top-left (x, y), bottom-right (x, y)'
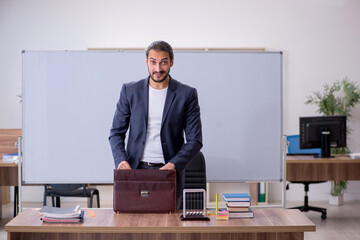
top-left (22, 50), bottom-right (283, 184)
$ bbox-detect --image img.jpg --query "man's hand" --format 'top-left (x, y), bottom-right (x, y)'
top-left (159, 162), bottom-right (176, 170)
top-left (117, 161), bottom-right (131, 170)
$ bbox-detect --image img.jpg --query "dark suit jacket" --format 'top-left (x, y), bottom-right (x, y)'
top-left (109, 76), bottom-right (202, 172)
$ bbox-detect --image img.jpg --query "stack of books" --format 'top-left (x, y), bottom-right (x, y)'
top-left (223, 193), bottom-right (254, 219)
top-left (39, 205), bottom-right (84, 223)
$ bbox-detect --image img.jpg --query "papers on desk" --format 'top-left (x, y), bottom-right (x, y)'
top-left (39, 205), bottom-right (84, 223)
top-left (2, 153), bottom-right (18, 162)
top-left (349, 153), bottom-right (360, 159)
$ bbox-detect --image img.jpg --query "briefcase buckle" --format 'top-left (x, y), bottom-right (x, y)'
top-left (141, 190), bottom-right (149, 197)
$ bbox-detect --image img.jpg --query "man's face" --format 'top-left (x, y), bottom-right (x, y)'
top-left (146, 49), bottom-right (173, 83)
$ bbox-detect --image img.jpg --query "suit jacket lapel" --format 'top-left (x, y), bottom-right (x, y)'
top-left (162, 77), bottom-right (176, 127)
top-left (142, 78), bottom-right (149, 126)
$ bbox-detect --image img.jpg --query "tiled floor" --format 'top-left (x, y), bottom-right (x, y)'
top-left (287, 201), bottom-right (360, 240)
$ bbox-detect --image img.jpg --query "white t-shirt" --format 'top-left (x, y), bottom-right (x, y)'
top-left (140, 85), bottom-right (168, 164)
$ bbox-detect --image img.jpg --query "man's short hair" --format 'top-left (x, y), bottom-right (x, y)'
top-left (146, 41), bottom-right (174, 61)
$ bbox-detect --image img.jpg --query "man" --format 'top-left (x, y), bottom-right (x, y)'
top-left (109, 40), bottom-right (202, 208)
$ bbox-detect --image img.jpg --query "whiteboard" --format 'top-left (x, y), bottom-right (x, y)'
top-left (22, 50), bottom-right (282, 183)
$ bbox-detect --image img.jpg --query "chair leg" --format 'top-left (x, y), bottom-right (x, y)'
top-left (290, 183), bottom-right (327, 219)
top-left (89, 194), bottom-right (93, 208)
top-left (55, 197), bottom-right (61, 208)
top-left (96, 192), bottom-right (100, 208)
top-left (14, 186), bottom-right (18, 217)
top-left (43, 185), bottom-right (47, 206)
top-left (43, 193), bottom-right (47, 206)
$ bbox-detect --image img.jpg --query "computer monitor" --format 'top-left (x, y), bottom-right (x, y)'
top-left (299, 116), bottom-right (346, 158)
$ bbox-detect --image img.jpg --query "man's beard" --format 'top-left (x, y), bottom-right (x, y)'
top-left (149, 70), bottom-right (169, 83)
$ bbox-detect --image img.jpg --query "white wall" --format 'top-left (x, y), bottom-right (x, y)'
top-left (1, 0), bottom-right (360, 203)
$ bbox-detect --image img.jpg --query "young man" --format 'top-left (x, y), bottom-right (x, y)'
top-left (109, 40), bottom-right (202, 208)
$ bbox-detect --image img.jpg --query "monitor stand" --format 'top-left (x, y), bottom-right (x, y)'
top-left (315, 128), bottom-right (334, 158)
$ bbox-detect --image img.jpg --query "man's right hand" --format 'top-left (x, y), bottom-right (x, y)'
top-left (117, 161), bottom-right (131, 170)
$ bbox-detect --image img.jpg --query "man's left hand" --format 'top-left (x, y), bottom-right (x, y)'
top-left (159, 162), bottom-right (176, 170)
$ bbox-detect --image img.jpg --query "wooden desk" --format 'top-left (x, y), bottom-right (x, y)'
top-left (0, 160), bottom-right (18, 186)
top-left (0, 160), bottom-right (18, 219)
top-left (5, 208), bottom-right (315, 240)
top-left (0, 128), bottom-right (21, 219)
top-left (287, 155), bottom-right (360, 181)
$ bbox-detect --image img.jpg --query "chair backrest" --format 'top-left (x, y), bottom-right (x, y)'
top-left (287, 135), bottom-right (321, 155)
top-left (48, 184), bottom-right (84, 191)
top-left (185, 151), bottom-right (207, 189)
top-left (183, 152), bottom-right (207, 210)
top-left (45, 184), bottom-right (87, 196)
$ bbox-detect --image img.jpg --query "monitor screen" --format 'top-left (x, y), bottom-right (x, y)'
top-left (299, 116), bottom-right (346, 158)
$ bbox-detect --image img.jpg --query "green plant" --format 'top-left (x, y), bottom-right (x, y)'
top-left (331, 181), bottom-right (348, 196)
top-left (306, 77), bottom-right (360, 117)
top-left (306, 77), bottom-right (360, 196)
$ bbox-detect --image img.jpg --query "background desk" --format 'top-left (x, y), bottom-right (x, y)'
top-left (0, 129), bottom-right (21, 219)
top-left (0, 160), bottom-right (18, 219)
top-left (0, 161), bottom-right (18, 186)
top-left (287, 155), bottom-right (360, 181)
top-left (6, 208), bottom-right (315, 240)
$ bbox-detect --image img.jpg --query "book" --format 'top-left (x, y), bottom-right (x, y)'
top-left (39, 205), bottom-right (81, 219)
top-left (2, 153), bottom-right (18, 162)
top-left (226, 201), bottom-right (251, 207)
top-left (228, 209), bottom-right (254, 218)
top-left (41, 211), bottom-right (84, 223)
top-left (223, 193), bottom-right (251, 202)
top-left (227, 206), bottom-right (249, 212)
top-left (258, 182), bottom-right (266, 203)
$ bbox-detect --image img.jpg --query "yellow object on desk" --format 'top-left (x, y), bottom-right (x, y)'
top-left (215, 193), bottom-right (228, 220)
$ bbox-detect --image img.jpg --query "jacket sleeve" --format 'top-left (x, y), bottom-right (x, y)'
top-left (109, 84), bottom-right (130, 168)
top-left (169, 88), bottom-right (203, 172)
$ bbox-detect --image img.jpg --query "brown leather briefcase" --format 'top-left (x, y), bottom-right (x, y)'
top-left (113, 169), bottom-right (176, 213)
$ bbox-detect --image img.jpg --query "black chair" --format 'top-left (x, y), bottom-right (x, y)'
top-left (43, 184), bottom-right (100, 208)
top-left (288, 181), bottom-right (327, 219)
top-left (183, 152), bottom-right (207, 209)
top-left (287, 135), bottom-right (327, 219)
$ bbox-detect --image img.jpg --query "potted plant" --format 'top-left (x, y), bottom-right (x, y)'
top-left (329, 181), bottom-right (347, 205)
top-left (305, 77), bottom-right (360, 205)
